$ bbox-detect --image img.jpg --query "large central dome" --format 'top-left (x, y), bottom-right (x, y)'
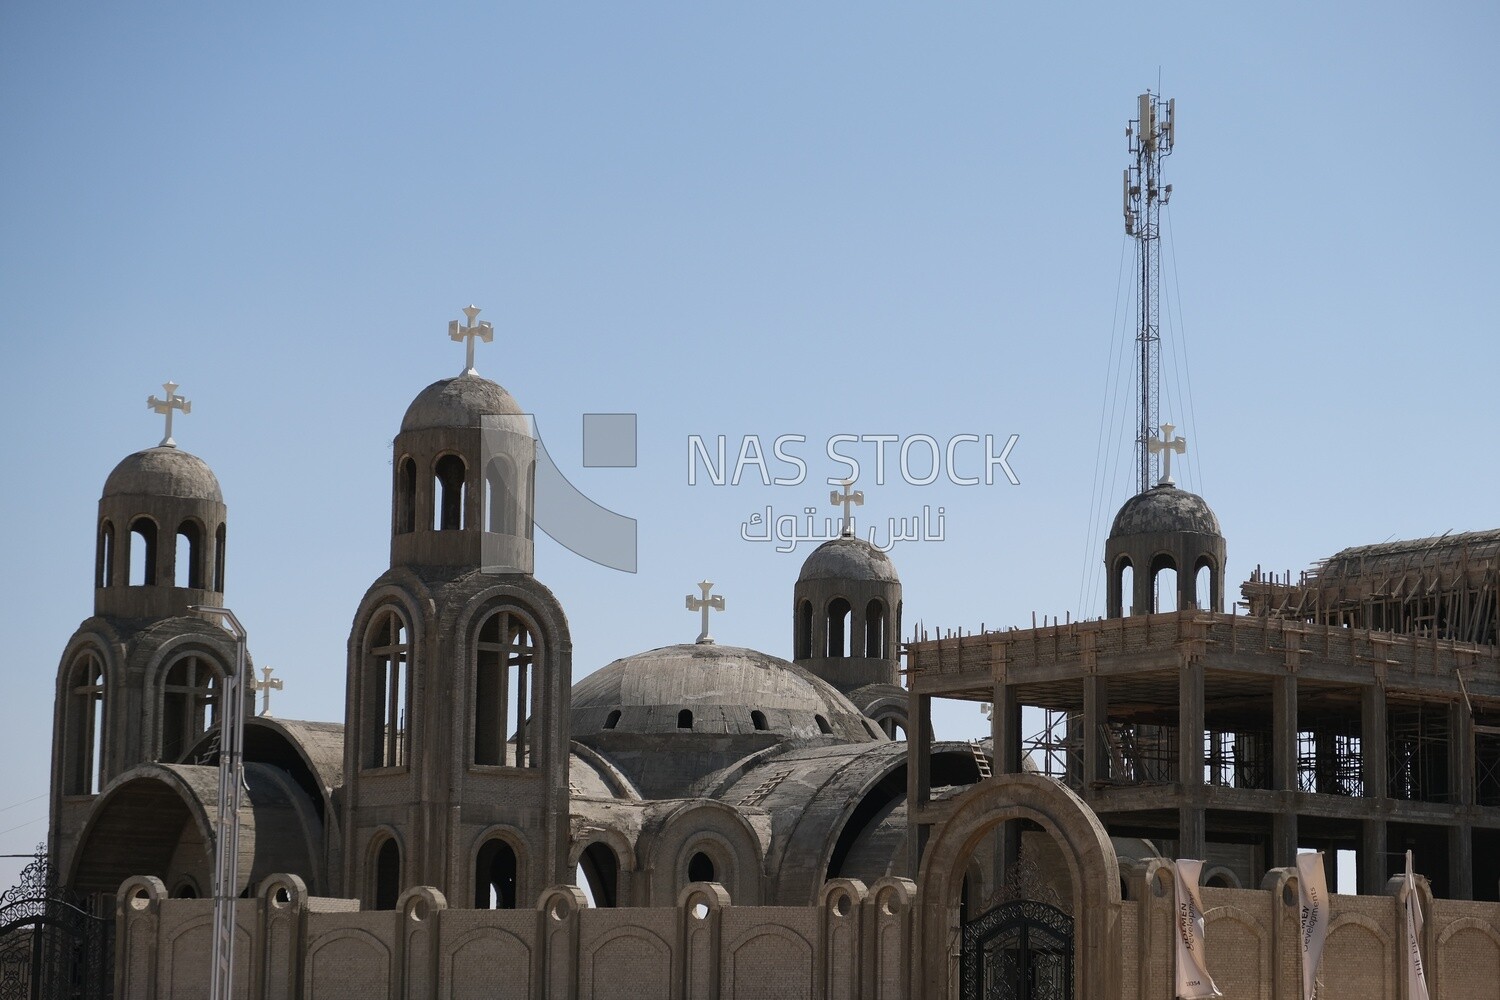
top-left (570, 643), bottom-right (881, 798)
top-left (400, 372), bottom-right (524, 432)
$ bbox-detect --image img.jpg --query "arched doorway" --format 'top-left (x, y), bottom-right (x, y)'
top-left (915, 773), bottom-right (1121, 999)
top-left (961, 893), bottom-right (1073, 999)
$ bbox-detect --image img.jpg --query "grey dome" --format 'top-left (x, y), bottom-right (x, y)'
top-left (572, 644), bottom-right (876, 741)
top-left (103, 447), bottom-right (223, 503)
top-left (797, 536), bottom-right (899, 584)
top-left (1110, 484), bottom-right (1221, 537)
top-left (400, 373), bottom-right (524, 432)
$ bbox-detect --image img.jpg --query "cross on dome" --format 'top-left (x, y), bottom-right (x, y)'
top-left (830, 480), bottom-right (864, 536)
top-left (147, 382), bottom-right (191, 448)
top-left (1147, 423), bottom-right (1187, 486)
top-left (685, 580), bottom-right (725, 645)
top-left (448, 305), bottom-right (494, 374)
top-left (250, 665), bottom-right (283, 716)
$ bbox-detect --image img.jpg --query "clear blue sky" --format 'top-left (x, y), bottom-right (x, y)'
top-left (2, 2), bottom-right (1496, 886)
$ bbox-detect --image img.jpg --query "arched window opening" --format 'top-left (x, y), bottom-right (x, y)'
top-left (864, 599), bottom-right (887, 658)
top-left (374, 837), bottom-right (401, 910)
top-left (751, 710), bottom-right (768, 731)
top-left (367, 612), bottom-right (410, 769)
top-left (474, 838), bottom-right (518, 909)
top-left (396, 457), bottom-right (417, 535)
top-left (1151, 554), bottom-right (1178, 613)
top-left (175, 521), bottom-right (203, 589)
top-left (678, 709), bottom-right (693, 730)
top-left (161, 656), bottom-right (220, 763)
top-left (213, 523), bottom-right (226, 592)
top-left (815, 714), bottom-right (833, 735)
top-left (129, 517), bottom-right (157, 586)
top-left (96, 521), bottom-right (114, 589)
top-left (1109, 557), bottom-right (1134, 618)
top-left (795, 600), bottom-right (813, 660)
top-left (172, 880), bottom-right (198, 899)
top-left (433, 454), bottom-right (467, 531)
top-left (826, 598), bottom-right (852, 658)
top-left (474, 609), bottom-right (537, 767)
top-left (578, 842), bottom-right (619, 908)
top-left (880, 717), bottom-right (907, 741)
top-left (604, 710), bottom-right (621, 730)
top-left (1195, 559), bottom-right (1215, 611)
top-left (485, 457), bottom-right (517, 534)
top-left (66, 652), bottom-right (106, 795)
top-left (687, 851), bottom-right (715, 884)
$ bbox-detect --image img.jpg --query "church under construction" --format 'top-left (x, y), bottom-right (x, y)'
top-left (9, 94), bottom-right (1500, 1000)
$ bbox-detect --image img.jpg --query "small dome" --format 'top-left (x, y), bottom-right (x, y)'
top-left (400, 373), bottom-right (525, 432)
top-left (1109, 484), bottom-right (1221, 537)
top-left (797, 536), bottom-right (899, 584)
top-left (103, 447), bottom-right (223, 503)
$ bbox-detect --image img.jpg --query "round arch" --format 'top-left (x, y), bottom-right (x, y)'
top-left (913, 773), bottom-right (1122, 998)
top-left (643, 801), bottom-right (765, 906)
top-left (470, 823), bottom-right (531, 910)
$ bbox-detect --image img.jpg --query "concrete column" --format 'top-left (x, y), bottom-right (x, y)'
top-left (1270, 674), bottom-right (1298, 868)
top-left (991, 683), bottom-right (1020, 775)
top-left (1134, 565), bottom-right (1153, 617)
top-left (1179, 662), bottom-right (1206, 860)
top-left (1083, 677), bottom-right (1107, 796)
top-left (907, 693), bottom-right (934, 876)
top-left (1359, 819), bottom-right (1387, 895)
top-left (1452, 698), bottom-right (1475, 806)
top-left (1361, 683), bottom-right (1388, 800)
top-left (1449, 825), bottom-right (1474, 900)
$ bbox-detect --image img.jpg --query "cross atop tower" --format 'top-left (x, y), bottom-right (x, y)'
top-left (147, 382), bottom-right (191, 448)
top-left (449, 305), bottom-right (494, 374)
top-left (685, 580), bottom-right (725, 645)
top-left (249, 665), bottom-right (284, 716)
top-left (1147, 423), bottom-right (1187, 486)
top-left (830, 480), bottom-right (864, 537)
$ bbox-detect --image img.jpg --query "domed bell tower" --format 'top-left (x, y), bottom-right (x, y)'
top-left (1105, 438), bottom-right (1226, 617)
top-left (343, 307), bottom-right (572, 912)
top-left (792, 484), bottom-right (906, 737)
top-left (390, 307), bottom-right (536, 575)
top-left (52, 383), bottom-right (244, 884)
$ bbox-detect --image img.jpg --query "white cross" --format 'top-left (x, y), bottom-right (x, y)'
top-left (685, 580), bottom-right (725, 645)
top-left (1147, 423), bottom-right (1187, 486)
top-left (830, 480), bottom-right (864, 536)
top-left (448, 305), bottom-right (494, 374)
top-left (249, 665), bottom-right (283, 716)
top-left (147, 382), bottom-right (191, 448)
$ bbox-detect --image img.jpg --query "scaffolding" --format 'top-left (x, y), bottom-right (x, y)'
top-left (1297, 720), bottom-right (1363, 797)
top-left (1387, 704), bottom-right (1452, 802)
top-left (1023, 710), bottom-right (1079, 788)
top-left (1203, 726), bottom-right (1272, 790)
top-left (1242, 530), bottom-right (1500, 645)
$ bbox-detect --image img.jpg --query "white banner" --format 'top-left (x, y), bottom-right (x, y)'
top-left (1404, 851), bottom-right (1430, 1000)
top-left (1295, 853), bottom-right (1329, 1000)
top-left (1173, 860), bottom-right (1222, 999)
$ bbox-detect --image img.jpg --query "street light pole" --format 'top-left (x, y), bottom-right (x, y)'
top-left (190, 605), bottom-right (248, 1000)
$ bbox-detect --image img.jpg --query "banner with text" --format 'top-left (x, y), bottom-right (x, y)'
top-left (1404, 851), bottom-right (1430, 1000)
top-left (1295, 853), bottom-right (1329, 1000)
top-left (1173, 860), bottom-right (1221, 999)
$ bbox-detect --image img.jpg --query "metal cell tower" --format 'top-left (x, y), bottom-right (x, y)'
top-left (1123, 92), bottom-right (1175, 493)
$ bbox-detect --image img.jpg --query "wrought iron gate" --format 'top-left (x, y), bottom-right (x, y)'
top-left (0, 852), bottom-right (113, 1000)
top-left (960, 897), bottom-right (1073, 1000)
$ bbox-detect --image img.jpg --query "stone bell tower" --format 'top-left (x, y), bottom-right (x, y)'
top-left (792, 483), bottom-right (906, 738)
top-left (342, 307), bottom-right (573, 911)
top-left (50, 383), bottom-right (245, 883)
